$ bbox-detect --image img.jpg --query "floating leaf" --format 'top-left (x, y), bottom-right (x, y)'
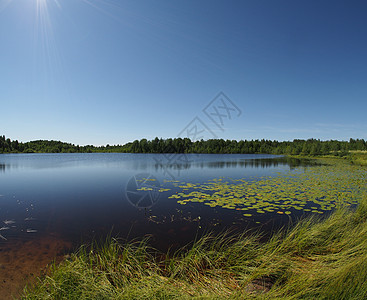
top-left (166, 159), bottom-right (366, 218)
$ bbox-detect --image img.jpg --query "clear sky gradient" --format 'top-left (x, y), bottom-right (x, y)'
top-left (1, 0), bottom-right (366, 145)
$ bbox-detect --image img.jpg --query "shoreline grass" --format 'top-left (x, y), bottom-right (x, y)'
top-left (22, 200), bottom-right (367, 299)
top-left (292, 151), bottom-right (367, 166)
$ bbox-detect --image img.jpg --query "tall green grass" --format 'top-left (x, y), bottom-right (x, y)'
top-left (349, 151), bottom-right (367, 166)
top-left (22, 195), bottom-right (367, 299)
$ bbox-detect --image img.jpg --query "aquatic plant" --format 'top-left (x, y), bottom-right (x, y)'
top-left (168, 159), bottom-right (366, 216)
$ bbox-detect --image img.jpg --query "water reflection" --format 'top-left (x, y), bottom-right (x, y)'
top-left (0, 154), bottom-right (318, 174)
top-left (153, 156), bottom-right (318, 171)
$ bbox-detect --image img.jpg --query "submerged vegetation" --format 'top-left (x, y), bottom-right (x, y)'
top-left (22, 157), bottom-right (367, 299)
top-left (1, 134), bottom-right (367, 155)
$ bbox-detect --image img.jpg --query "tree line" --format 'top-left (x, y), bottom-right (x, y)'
top-left (0, 136), bottom-right (121, 154)
top-left (1, 135), bottom-right (366, 156)
top-left (120, 137), bottom-right (367, 156)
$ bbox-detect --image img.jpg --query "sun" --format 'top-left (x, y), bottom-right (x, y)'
top-left (35, 0), bottom-right (62, 14)
top-left (35, 0), bottom-right (50, 12)
top-left (35, 0), bottom-right (49, 9)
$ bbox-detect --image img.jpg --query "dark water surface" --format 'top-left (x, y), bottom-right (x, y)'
top-left (0, 153), bottom-right (315, 251)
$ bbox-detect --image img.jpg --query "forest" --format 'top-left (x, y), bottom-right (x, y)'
top-left (1, 135), bottom-right (367, 155)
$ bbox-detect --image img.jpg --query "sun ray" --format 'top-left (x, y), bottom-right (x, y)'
top-left (32, 0), bottom-right (65, 88)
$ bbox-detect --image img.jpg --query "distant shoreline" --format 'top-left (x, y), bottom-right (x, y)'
top-left (1, 135), bottom-right (366, 156)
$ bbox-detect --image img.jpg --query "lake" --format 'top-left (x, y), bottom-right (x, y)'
top-left (0, 153), bottom-right (316, 248)
top-left (0, 153), bottom-right (346, 296)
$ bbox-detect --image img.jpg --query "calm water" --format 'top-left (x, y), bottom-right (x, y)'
top-left (0, 153), bottom-right (313, 250)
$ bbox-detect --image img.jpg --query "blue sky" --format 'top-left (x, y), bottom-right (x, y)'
top-left (1, 0), bottom-right (366, 145)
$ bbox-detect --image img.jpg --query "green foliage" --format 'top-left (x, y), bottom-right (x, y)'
top-left (0, 135), bottom-right (124, 153)
top-left (348, 151), bottom-right (367, 166)
top-left (1, 134), bottom-right (367, 155)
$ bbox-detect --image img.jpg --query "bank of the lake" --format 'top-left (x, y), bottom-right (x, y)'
top-left (22, 198), bottom-right (367, 299)
top-left (21, 156), bottom-right (367, 299)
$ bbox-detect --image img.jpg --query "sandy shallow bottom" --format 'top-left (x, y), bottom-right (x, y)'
top-left (0, 235), bottom-right (72, 300)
